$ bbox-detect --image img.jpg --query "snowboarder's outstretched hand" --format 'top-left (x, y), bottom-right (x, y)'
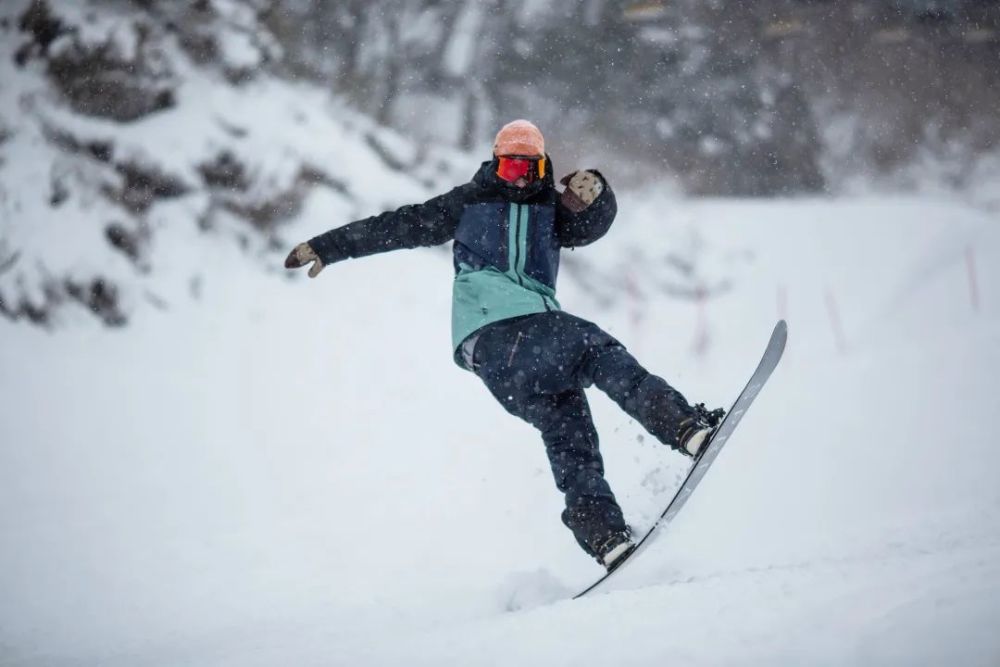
top-left (560, 170), bottom-right (604, 213)
top-left (285, 242), bottom-right (325, 278)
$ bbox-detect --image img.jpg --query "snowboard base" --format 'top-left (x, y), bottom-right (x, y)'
top-left (574, 320), bottom-right (788, 599)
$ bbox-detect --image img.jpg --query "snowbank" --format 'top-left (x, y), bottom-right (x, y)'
top-left (2, 192), bottom-right (998, 666)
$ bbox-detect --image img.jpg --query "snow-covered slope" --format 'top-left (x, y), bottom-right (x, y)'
top-left (0, 0), bottom-right (474, 326)
top-left (2, 2), bottom-right (1000, 665)
top-left (2, 191), bottom-right (999, 666)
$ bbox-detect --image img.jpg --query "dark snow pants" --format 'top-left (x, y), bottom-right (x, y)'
top-left (468, 311), bottom-right (697, 558)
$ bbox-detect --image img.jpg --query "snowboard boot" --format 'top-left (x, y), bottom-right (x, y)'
top-left (596, 530), bottom-right (636, 573)
top-left (677, 403), bottom-right (725, 458)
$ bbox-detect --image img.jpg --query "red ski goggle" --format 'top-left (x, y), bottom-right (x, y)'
top-left (496, 155), bottom-right (546, 183)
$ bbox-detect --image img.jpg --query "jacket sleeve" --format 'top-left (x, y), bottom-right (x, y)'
top-left (555, 171), bottom-right (618, 248)
top-left (307, 183), bottom-right (474, 264)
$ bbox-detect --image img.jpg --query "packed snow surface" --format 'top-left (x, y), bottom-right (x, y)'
top-left (2, 186), bottom-right (999, 665)
top-left (2, 0), bottom-right (998, 663)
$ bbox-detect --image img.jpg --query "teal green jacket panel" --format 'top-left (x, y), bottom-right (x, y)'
top-left (451, 266), bottom-right (561, 351)
top-left (451, 201), bottom-right (562, 352)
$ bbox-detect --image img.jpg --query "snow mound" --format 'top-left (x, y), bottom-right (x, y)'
top-left (2, 191), bottom-right (999, 665)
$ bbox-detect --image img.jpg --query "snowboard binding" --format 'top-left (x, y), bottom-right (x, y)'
top-left (677, 403), bottom-right (726, 458)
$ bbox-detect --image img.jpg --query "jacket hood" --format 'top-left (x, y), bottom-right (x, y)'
top-left (471, 155), bottom-right (555, 203)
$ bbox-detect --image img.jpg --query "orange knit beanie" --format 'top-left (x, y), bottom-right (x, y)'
top-left (493, 119), bottom-right (545, 157)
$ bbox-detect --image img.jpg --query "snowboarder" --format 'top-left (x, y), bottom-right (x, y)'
top-left (285, 120), bottom-right (724, 571)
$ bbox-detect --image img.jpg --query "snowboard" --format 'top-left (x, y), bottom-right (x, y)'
top-left (574, 319), bottom-right (788, 599)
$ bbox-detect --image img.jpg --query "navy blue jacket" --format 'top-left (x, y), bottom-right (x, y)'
top-left (308, 158), bottom-right (618, 358)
